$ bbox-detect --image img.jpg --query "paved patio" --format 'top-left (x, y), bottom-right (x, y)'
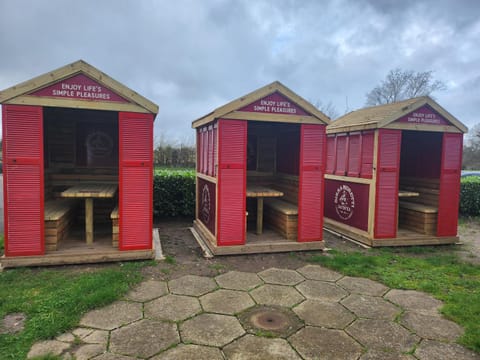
top-left (27, 265), bottom-right (479, 359)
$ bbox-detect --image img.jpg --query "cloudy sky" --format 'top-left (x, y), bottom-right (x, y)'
top-left (0, 0), bottom-right (479, 144)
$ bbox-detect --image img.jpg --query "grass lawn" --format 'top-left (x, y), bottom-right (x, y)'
top-left (0, 261), bottom-right (151, 360)
top-left (308, 246), bottom-right (480, 353)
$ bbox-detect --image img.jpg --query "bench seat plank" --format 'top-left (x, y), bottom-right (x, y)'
top-left (398, 201), bottom-right (438, 214)
top-left (44, 199), bottom-right (78, 220)
top-left (264, 198), bottom-right (298, 215)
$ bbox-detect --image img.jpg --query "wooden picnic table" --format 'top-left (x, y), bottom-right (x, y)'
top-left (61, 184), bottom-right (118, 245)
top-left (398, 190), bottom-right (420, 197)
top-left (247, 185), bottom-right (284, 235)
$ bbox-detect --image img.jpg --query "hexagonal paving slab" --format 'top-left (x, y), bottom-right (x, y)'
top-left (415, 339), bottom-right (480, 360)
top-left (337, 276), bottom-right (389, 296)
top-left (168, 275), bottom-right (217, 296)
top-left (72, 343), bottom-right (105, 360)
top-left (289, 326), bottom-right (363, 360)
top-left (151, 344), bottom-right (224, 360)
top-left (238, 305), bottom-right (303, 338)
top-left (296, 264), bottom-right (343, 282)
top-left (250, 284), bottom-right (305, 307)
top-left (296, 280), bottom-right (348, 301)
top-left (79, 301), bottom-right (142, 330)
top-left (27, 340), bottom-right (70, 359)
top-left (215, 270), bottom-right (263, 291)
top-left (341, 294), bottom-right (400, 320)
top-left (145, 294), bottom-right (201, 322)
top-left (200, 289), bottom-right (255, 315)
top-left (125, 280), bottom-right (168, 302)
top-left (180, 313), bottom-right (245, 347)
top-left (258, 268), bottom-right (305, 286)
top-left (224, 334), bottom-right (301, 359)
top-left (91, 353), bottom-right (137, 360)
top-left (347, 319), bottom-right (419, 353)
top-left (109, 319), bottom-right (179, 358)
top-left (293, 299), bottom-right (355, 328)
top-left (384, 289), bottom-right (443, 315)
top-left (359, 349), bottom-right (416, 359)
top-left (400, 311), bottom-right (464, 341)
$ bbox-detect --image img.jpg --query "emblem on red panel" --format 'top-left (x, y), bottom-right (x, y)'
top-left (201, 184), bottom-right (211, 223)
top-left (334, 185), bottom-right (355, 220)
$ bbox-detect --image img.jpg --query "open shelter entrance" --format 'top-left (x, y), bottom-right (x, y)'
top-left (0, 60), bottom-right (158, 267)
top-left (324, 97), bottom-right (467, 247)
top-left (192, 82), bottom-right (330, 255)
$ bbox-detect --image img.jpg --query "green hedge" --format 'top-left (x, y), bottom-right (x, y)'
top-left (152, 170), bottom-right (480, 218)
top-left (153, 169), bottom-right (195, 218)
top-left (460, 176), bottom-right (480, 216)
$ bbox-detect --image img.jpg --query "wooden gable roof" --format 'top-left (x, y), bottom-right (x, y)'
top-left (0, 60), bottom-right (158, 115)
top-left (327, 96), bottom-right (467, 134)
top-left (192, 81), bottom-right (330, 128)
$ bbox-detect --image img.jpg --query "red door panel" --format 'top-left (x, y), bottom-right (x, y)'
top-left (298, 124), bottom-right (325, 242)
top-left (119, 112), bottom-right (153, 250)
top-left (3, 105), bottom-right (44, 256)
top-left (217, 119), bottom-right (246, 246)
top-left (437, 133), bottom-right (463, 236)
top-left (374, 129), bottom-right (401, 239)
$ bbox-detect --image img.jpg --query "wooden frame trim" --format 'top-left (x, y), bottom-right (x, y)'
top-left (327, 122), bottom-right (378, 134)
top-left (196, 172), bottom-right (217, 183)
top-left (324, 174), bottom-right (372, 185)
top-left (5, 95), bottom-right (151, 113)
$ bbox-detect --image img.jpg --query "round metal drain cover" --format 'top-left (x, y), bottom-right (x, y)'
top-left (238, 306), bottom-right (303, 338)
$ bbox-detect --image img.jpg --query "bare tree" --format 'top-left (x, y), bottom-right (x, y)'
top-left (312, 100), bottom-right (340, 120)
top-left (366, 68), bottom-right (446, 106)
top-left (463, 123), bottom-right (480, 170)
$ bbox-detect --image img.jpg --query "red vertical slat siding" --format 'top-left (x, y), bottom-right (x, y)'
top-left (360, 131), bottom-right (374, 178)
top-left (3, 105), bottom-right (44, 256)
top-left (119, 112), bottom-right (153, 250)
top-left (203, 128), bottom-right (208, 174)
top-left (197, 129), bottom-right (202, 172)
top-left (213, 124), bottom-right (218, 177)
top-left (326, 135), bottom-right (336, 174)
top-left (437, 133), bottom-right (463, 236)
top-left (374, 129), bottom-right (401, 238)
top-left (347, 133), bottom-right (361, 177)
top-left (217, 119), bottom-right (246, 246)
top-left (298, 124), bottom-right (325, 242)
top-left (207, 125), bottom-right (213, 176)
top-left (335, 135), bottom-right (347, 176)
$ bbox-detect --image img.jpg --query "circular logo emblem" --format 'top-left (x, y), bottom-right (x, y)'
top-left (334, 185), bottom-right (355, 220)
top-left (201, 184), bottom-right (211, 224)
top-left (86, 131), bottom-right (113, 159)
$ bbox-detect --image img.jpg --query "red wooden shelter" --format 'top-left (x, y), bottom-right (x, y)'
top-left (191, 82), bottom-right (330, 255)
top-left (324, 97), bottom-right (467, 247)
top-left (0, 60), bottom-right (158, 267)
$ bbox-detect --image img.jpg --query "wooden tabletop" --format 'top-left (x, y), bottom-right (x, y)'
top-left (398, 190), bottom-right (420, 197)
top-left (60, 184), bottom-right (118, 198)
top-left (247, 185), bottom-right (284, 198)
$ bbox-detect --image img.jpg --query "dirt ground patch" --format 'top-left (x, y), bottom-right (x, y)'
top-left (142, 217), bottom-right (480, 281)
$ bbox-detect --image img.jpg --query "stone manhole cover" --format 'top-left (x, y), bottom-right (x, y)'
top-left (0, 313), bottom-right (26, 334)
top-left (238, 305), bottom-right (303, 338)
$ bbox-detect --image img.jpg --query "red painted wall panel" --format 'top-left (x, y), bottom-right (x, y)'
top-left (119, 112), bottom-right (153, 250)
top-left (347, 133), bottom-right (361, 177)
top-left (374, 129), bottom-right (401, 239)
top-left (335, 135), bottom-right (347, 176)
top-left (326, 135), bottom-right (336, 174)
top-left (298, 124), bottom-right (325, 242)
top-left (437, 133), bottom-right (463, 236)
top-left (360, 131), bottom-right (374, 178)
top-left (213, 124), bottom-right (218, 177)
top-left (217, 119), bottom-right (246, 246)
top-left (3, 105), bottom-right (44, 256)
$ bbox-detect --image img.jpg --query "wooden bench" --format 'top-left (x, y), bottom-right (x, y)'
top-left (398, 177), bottom-right (439, 235)
top-left (264, 175), bottom-right (299, 240)
top-left (44, 199), bottom-right (78, 251)
top-left (398, 201), bottom-right (438, 235)
top-left (111, 206), bottom-right (119, 248)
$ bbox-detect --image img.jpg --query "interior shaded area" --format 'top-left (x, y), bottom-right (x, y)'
top-left (43, 107), bottom-right (119, 251)
top-left (398, 131), bottom-right (442, 235)
top-left (246, 121), bottom-right (300, 240)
